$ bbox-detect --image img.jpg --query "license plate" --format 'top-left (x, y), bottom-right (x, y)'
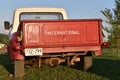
top-left (25, 48), bottom-right (43, 56)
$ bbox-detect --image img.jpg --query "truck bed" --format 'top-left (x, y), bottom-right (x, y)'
top-left (21, 19), bottom-right (102, 55)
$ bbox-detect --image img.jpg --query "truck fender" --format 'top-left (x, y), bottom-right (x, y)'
top-left (8, 32), bottom-right (24, 60)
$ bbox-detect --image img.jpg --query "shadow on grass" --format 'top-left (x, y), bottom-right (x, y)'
top-left (0, 54), bottom-right (13, 74)
top-left (70, 57), bottom-right (120, 80)
top-left (91, 57), bottom-right (120, 80)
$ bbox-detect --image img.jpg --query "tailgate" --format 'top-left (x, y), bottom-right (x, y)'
top-left (22, 19), bottom-right (102, 48)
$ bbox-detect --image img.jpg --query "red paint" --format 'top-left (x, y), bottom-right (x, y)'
top-left (8, 19), bottom-right (103, 60)
top-left (7, 32), bottom-right (24, 60)
top-left (21, 19), bottom-right (102, 55)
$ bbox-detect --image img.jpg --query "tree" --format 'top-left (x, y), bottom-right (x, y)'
top-left (101, 0), bottom-right (120, 53)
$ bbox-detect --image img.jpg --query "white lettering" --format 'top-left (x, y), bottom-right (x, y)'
top-left (45, 31), bottom-right (80, 35)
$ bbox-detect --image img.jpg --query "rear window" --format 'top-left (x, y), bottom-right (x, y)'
top-left (20, 12), bottom-right (63, 20)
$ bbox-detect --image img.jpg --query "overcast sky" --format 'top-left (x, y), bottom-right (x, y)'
top-left (0, 0), bottom-right (114, 34)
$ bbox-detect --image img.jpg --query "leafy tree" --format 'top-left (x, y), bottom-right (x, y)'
top-left (101, 0), bottom-right (120, 53)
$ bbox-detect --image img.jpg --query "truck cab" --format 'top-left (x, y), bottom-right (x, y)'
top-left (5, 8), bottom-right (67, 37)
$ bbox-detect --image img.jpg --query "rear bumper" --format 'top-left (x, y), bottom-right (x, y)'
top-left (41, 46), bottom-right (102, 56)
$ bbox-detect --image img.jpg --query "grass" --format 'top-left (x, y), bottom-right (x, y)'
top-left (0, 48), bottom-right (120, 80)
top-left (92, 48), bottom-right (120, 80)
top-left (92, 58), bottom-right (120, 80)
top-left (99, 48), bottom-right (120, 58)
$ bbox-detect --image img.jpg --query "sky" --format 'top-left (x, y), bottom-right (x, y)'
top-left (0, 0), bottom-right (114, 35)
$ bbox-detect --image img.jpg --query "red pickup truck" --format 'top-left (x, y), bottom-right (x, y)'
top-left (4, 8), bottom-right (104, 77)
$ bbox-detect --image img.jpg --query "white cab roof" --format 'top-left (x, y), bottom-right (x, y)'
top-left (10, 8), bottom-right (68, 35)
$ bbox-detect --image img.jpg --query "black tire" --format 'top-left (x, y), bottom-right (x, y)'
top-left (80, 52), bottom-right (93, 71)
top-left (14, 60), bottom-right (24, 77)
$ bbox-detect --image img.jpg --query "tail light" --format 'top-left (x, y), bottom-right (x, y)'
top-left (14, 46), bottom-right (21, 51)
top-left (103, 42), bottom-right (109, 47)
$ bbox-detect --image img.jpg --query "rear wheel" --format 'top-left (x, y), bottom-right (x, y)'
top-left (80, 52), bottom-right (93, 71)
top-left (14, 60), bottom-right (24, 77)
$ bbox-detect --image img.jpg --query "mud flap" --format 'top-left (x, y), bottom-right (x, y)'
top-left (14, 60), bottom-right (24, 77)
top-left (80, 52), bottom-right (93, 71)
top-left (83, 55), bottom-right (92, 71)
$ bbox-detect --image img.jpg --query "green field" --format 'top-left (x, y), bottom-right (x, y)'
top-left (0, 49), bottom-right (120, 80)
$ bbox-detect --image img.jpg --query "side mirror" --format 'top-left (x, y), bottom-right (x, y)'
top-left (4, 21), bottom-right (10, 30)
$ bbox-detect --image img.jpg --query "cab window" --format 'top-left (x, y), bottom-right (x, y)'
top-left (20, 12), bottom-right (63, 20)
